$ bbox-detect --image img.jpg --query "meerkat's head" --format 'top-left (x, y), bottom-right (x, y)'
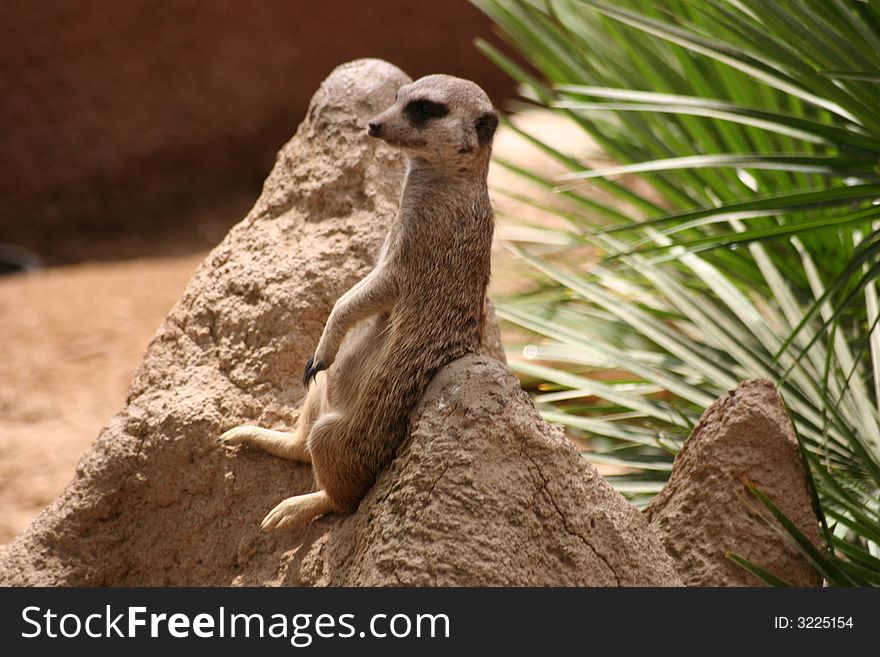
top-left (367, 74), bottom-right (498, 166)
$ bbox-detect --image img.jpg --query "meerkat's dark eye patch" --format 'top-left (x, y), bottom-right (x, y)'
top-left (404, 98), bottom-right (449, 127)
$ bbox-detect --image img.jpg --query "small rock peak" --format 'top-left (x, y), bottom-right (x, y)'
top-left (250, 58), bottom-right (410, 224)
top-left (647, 377), bottom-right (822, 586)
top-left (305, 59), bottom-right (412, 130)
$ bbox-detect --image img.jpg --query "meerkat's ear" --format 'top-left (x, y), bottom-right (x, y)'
top-left (475, 111), bottom-right (499, 146)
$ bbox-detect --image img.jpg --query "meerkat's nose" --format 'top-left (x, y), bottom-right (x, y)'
top-left (368, 121), bottom-right (383, 138)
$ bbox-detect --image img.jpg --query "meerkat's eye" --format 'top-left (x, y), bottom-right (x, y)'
top-left (404, 98), bottom-right (449, 126)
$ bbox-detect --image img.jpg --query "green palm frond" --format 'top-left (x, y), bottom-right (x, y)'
top-left (474, 0), bottom-right (880, 585)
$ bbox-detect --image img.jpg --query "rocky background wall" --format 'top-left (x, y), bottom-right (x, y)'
top-left (0, 0), bottom-right (516, 265)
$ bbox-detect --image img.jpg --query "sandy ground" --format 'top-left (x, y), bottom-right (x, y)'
top-left (0, 255), bottom-right (205, 542)
top-left (0, 112), bottom-right (602, 544)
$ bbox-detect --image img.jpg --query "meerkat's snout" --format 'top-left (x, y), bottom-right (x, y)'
top-left (368, 121), bottom-right (383, 138)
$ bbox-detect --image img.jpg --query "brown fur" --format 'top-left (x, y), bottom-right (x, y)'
top-left (220, 74), bottom-right (497, 531)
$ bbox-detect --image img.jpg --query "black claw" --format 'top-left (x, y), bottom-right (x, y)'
top-left (302, 356), bottom-right (326, 388)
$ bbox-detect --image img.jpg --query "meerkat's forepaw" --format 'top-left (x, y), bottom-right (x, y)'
top-left (260, 491), bottom-right (335, 532)
top-left (302, 355), bottom-right (327, 389)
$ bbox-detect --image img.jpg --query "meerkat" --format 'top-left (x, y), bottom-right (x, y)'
top-left (220, 74), bottom-right (498, 532)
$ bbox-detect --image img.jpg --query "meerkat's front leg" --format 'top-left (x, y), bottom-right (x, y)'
top-left (303, 265), bottom-right (397, 386)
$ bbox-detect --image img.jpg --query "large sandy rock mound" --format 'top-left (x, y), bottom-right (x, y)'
top-left (646, 379), bottom-right (823, 586)
top-left (282, 355), bottom-right (682, 586)
top-left (2, 56), bottom-right (646, 587)
top-left (0, 57), bottom-right (681, 587)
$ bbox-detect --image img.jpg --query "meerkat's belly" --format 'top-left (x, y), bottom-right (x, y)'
top-left (324, 313), bottom-right (391, 415)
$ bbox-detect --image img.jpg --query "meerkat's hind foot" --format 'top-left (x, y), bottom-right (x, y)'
top-left (219, 425), bottom-right (261, 447)
top-left (218, 425), bottom-right (311, 462)
top-left (260, 490), bottom-right (337, 532)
